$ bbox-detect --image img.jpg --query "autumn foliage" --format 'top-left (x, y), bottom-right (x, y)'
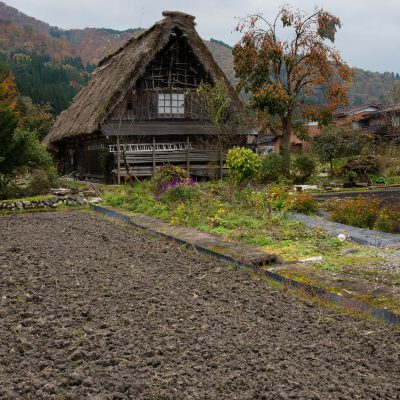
top-left (233, 6), bottom-right (353, 157)
top-left (0, 66), bottom-right (18, 109)
top-left (0, 64), bottom-right (53, 197)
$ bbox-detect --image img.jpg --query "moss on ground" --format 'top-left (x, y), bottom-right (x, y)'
top-left (1, 194), bottom-right (57, 203)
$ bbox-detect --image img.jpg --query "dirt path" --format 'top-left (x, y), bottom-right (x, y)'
top-left (0, 211), bottom-right (399, 399)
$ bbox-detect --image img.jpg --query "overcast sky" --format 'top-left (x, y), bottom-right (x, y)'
top-left (4, 0), bottom-right (400, 73)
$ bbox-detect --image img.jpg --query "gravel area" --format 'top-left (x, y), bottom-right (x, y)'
top-left (0, 211), bottom-right (399, 399)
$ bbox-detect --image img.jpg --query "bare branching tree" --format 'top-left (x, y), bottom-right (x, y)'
top-left (195, 79), bottom-right (249, 150)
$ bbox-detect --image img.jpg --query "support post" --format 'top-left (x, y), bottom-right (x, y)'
top-left (256, 133), bottom-right (260, 154)
top-left (186, 136), bottom-right (190, 175)
top-left (219, 148), bottom-right (223, 180)
top-left (117, 135), bottom-right (121, 185)
top-left (152, 136), bottom-right (156, 175)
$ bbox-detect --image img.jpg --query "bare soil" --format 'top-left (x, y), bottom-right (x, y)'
top-left (0, 211), bottom-right (399, 400)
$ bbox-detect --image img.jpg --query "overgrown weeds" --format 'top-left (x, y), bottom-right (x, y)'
top-left (101, 180), bottom-right (390, 272)
top-left (328, 196), bottom-right (400, 233)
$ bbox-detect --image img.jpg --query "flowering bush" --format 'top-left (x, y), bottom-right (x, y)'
top-left (265, 187), bottom-right (318, 214)
top-left (285, 192), bottom-right (318, 214)
top-left (328, 196), bottom-right (400, 233)
top-left (207, 208), bottom-right (225, 227)
top-left (329, 196), bottom-right (379, 229)
top-left (150, 164), bottom-right (188, 194)
top-left (169, 202), bottom-right (187, 225)
top-left (157, 177), bottom-right (200, 203)
top-left (375, 209), bottom-right (400, 233)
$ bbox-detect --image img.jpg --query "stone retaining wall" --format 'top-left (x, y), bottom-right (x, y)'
top-left (0, 195), bottom-right (87, 211)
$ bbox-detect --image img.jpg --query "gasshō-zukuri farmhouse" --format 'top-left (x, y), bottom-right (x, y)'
top-left (43, 11), bottom-right (246, 183)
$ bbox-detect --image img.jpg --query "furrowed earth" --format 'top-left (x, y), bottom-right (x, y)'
top-left (0, 211), bottom-right (399, 399)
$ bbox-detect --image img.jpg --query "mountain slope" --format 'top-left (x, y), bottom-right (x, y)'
top-left (0, 2), bottom-right (234, 68)
top-left (0, 2), bottom-right (136, 65)
top-left (0, 0), bottom-right (399, 113)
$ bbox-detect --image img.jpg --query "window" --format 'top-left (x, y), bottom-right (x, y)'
top-left (158, 92), bottom-right (185, 115)
top-left (261, 146), bottom-right (275, 155)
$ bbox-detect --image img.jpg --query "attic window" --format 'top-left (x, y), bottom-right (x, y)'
top-left (158, 93), bottom-right (185, 115)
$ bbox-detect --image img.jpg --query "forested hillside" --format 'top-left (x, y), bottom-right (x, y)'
top-left (0, 0), bottom-right (399, 116)
top-left (0, 51), bottom-right (91, 114)
top-left (349, 68), bottom-right (400, 105)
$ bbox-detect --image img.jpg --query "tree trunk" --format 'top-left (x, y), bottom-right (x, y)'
top-left (121, 147), bottom-right (139, 183)
top-left (280, 114), bottom-right (292, 173)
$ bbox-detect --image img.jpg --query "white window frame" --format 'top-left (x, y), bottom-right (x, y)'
top-left (158, 92), bottom-right (185, 116)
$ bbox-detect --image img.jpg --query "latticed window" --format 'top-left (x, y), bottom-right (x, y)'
top-left (158, 93), bottom-right (185, 115)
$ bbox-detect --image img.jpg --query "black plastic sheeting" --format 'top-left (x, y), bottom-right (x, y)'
top-left (92, 205), bottom-right (400, 326)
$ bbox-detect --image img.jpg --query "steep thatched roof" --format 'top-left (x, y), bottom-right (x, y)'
top-left (43, 11), bottom-right (241, 147)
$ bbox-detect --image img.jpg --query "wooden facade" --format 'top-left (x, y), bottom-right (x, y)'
top-left (44, 11), bottom-right (244, 182)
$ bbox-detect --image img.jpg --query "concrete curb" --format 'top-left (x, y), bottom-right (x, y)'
top-left (91, 205), bottom-right (400, 326)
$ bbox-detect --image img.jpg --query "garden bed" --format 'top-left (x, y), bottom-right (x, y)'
top-left (0, 211), bottom-right (399, 398)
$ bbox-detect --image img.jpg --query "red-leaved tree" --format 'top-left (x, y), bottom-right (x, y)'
top-left (233, 6), bottom-right (353, 162)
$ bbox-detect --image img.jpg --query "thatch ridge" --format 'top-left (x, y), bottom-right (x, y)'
top-left (43, 12), bottom-right (241, 147)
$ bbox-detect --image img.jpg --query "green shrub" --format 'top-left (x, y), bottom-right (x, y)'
top-left (266, 186), bottom-right (289, 211)
top-left (331, 157), bottom-right (348, 177)
top-left (291, 154), bottom-right (316, 183)
top-left (226, 147), bottom-right (261, 184)
top-left (27, 166), bottom-right (60, 196)
top-left (339, 155), bottom-right (379, 184)
top-left (369, 175), bottom-right (395, 185)
top-left (104, 192), bottom-right (129, 206)
top-left (160, 180), bottom-right (200, 203)
top-left (0, 183), bottom-right (24, 200)
top-left (311, 125), bottom-right (371, 172)
top-left (258, 153), bottom-right (287, 183)
top-left (346, 170), bottom-right (358, 186)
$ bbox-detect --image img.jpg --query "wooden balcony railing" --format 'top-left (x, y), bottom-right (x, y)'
top-left (108, 142), bottom-right (192, 153)
top-left (110, 142), bottom-right (227, 179)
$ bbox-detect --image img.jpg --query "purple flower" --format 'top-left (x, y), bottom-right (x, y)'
top-left (155, 177), bottom-right (200, 199)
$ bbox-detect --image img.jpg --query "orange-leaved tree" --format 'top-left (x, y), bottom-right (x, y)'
top-left (0, 63), bottom-right (52, 197)
top-left (0, 63), bottom-right (18, 109)
top-left (233, 6), bottom-right (353, 163)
